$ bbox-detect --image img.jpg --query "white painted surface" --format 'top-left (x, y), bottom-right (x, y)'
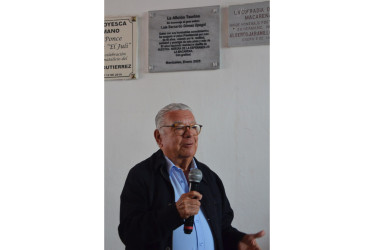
top-left (105, 0), bottom-right (269, 249)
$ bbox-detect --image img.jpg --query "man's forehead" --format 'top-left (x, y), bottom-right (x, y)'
top-left (165, 110), bottom-right (196, 123)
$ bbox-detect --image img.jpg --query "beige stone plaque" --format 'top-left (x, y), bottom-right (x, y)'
top-left (104, 17), bottom-right (137, 80)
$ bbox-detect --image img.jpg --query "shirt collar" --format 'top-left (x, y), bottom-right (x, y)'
top-left (164, 155), bottom-right (197, 176)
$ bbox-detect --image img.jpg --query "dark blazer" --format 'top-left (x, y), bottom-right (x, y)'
top-left (118, 150), bottom-right (245, 250)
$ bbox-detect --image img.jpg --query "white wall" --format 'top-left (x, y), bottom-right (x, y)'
top-left (105, 0), bottom-right (269, 249)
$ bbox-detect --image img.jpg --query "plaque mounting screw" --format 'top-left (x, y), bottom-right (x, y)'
top-left (212, 62), bottom-right (218, 67)
top-left (149, 65), bottom-right (154, 71)
top-left (149, 12), bottom-right (155, 18)
top-left (212, 8), bottom-right (218, 14)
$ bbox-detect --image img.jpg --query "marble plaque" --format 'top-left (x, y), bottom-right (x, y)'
top-left (228, 1), bottom-right (270, 47)
top-left (104, 16), bottom-right (137, 80)
top-left (148, 6), bottom-right (220, 72)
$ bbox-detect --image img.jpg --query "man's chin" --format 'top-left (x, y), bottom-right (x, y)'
top-left (179, 150), bottom-right (196, 159)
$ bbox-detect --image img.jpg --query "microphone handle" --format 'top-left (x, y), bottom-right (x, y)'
top-left (184, 182), bottom-right (200, 234)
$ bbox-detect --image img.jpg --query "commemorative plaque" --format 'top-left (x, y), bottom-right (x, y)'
top-left (228, 1), bottom-right (270, 47)
top-left (148, 6), bottom-right (220, 73)
top-left (104, 16), bottom-right (137, 80)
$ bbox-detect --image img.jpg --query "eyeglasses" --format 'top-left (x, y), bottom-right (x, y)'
top-left (160, 123), bottom-right (203, 136)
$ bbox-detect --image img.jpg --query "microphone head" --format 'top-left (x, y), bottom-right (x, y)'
top-left (188, 168), bottom-right (203, 183)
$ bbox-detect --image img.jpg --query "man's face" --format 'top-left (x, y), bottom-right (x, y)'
top-left (156, 110), bottom-right (199, 162)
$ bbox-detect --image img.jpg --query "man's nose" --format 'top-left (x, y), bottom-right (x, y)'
top-left (183, 126), bottom-right (193, 137)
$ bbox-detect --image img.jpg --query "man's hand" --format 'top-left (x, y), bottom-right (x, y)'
top-left (176, 191), bottom-right (202, 219)
top-left (238, 230), bottom-right (265, 250)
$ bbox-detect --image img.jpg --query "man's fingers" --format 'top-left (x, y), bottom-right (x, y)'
top-left (186, 191), bottom-right (202, 200)
top-left (249, 230), bottom-right (265, 239)
top-left (176, 194), bottom-right (202, 219)
top-left (177, 191), bottom-right (202, 202)
top-left (177, 198), bottom-right (201, 209)
top-left (242, 230), bottom-right (265, 243)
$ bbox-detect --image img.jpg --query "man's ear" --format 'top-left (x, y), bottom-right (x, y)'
top-left (154, 129), bottom-right (162, 148)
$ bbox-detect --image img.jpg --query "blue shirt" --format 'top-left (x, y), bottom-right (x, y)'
top-left (165, 156), bottom-right (215, 250)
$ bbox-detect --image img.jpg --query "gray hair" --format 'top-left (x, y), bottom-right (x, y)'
top-left (155, 103), bottom-right (192, 129)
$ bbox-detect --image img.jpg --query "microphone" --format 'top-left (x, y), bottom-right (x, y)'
top-left (184, 168), bottom-right (203, 234)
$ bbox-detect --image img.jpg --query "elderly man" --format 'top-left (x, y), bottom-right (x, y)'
top-left (118, 103), bottom-right (264, 250)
